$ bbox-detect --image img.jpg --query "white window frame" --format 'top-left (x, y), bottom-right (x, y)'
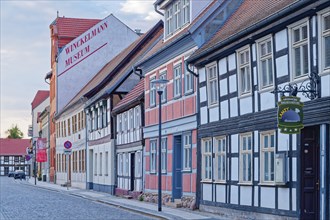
top-left (239, 133), bottom-right (253, 184)
top-left (174, 64), bottom-right (182, 98)
top-left (237, 46), bottom-right (252, 97)
top-left (159, 71), bottom-right (167, 103)
top-left (94, 153), bottom-right (97, 175)
top-left (99, 152), bottom-right (102, 175)
top-left (288, 18), bottom-right (310, 81)
top-left (257, 35), bottom-right (274, 91)
top-left (165, 7), bottom-right (173, 36)
top-left (150, 76), bottom-right (156, 107)
top-left (150, 140), bottom-right (157, 174)
top-left (202, 138), bottom-right (212, 181)
top-left (318, 8), bottom-right (330, 75)
top-left (182, 0), bottom-right (190, 25)
top-left (206, 62), bottom-right (218, 106)
top-left (214, 136), bottom-right (226, 182)
top-left (260, 130), bottom-right (276, 184)
top-left (173, 1), bottom-right (181, 31)
top-left (183, 133), bottom-right (192, 171)
top-left (161, 138), bottom-right (167, 174)
top-left (184, 62), bottom-right (194, 95)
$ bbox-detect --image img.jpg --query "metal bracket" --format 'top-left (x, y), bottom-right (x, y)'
top-left (271, 72), bottom-right (320, 100)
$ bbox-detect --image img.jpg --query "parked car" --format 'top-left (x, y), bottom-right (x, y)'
top-left (8, 171), bottom-right (15, 177)
top-left (13, 170), bottom-right (26, 179)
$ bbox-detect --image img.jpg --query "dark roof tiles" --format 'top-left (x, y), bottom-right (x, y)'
top-left (0, 138), bottom-right (30, 156)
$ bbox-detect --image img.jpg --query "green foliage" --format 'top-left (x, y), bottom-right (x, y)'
top-left (5, 124), bottom-right (24, 139)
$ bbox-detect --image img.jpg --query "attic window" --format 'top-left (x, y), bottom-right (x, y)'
top-left (165, 0), bottom-right (190, 37)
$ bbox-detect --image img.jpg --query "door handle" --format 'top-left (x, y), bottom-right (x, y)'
top-left (316, 180), bottom-right (319, 191)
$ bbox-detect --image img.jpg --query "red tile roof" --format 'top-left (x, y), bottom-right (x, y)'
top-left (191, 0), bottom-right (297, 60)
top-left (31, 90), bottom-right (49, 110)
top-left (0, 138), bottom-right (30, 156)
top-left (52, 17), bottom-right (101, 48)
top-left (112, 80), bottom-right (144, 113)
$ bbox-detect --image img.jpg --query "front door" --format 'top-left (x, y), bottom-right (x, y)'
top-left (172, 135), bottom-right (182, 199)
top-left (130, 153), bottom-right (135, 191)
top-left (300, 126), bottom-right (320, 220)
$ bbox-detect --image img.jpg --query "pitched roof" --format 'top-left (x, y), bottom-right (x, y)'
top-left (0, 138), bottom-right (30, 156)
top-left (58, 21), bottom-right (164, 115)
top-left (31, 90), bottom-right (49, 110)
top-left (189, 0), bottom-right (297, 61)
top-left (51, 17), bottom-right (101, 48)
top-left (112, 80), bottom-right (144, 114)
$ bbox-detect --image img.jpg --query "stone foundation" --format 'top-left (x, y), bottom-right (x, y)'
top-left (139, 193), bottom-right (196, 210)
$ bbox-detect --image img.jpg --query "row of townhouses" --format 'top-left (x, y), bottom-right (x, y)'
top-left (30, 0), bottom-right (329, 219)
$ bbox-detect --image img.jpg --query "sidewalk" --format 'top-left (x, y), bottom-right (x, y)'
top-left (20, 178), bottom-right (224, 220)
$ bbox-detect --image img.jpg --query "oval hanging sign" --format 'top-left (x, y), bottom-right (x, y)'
top-left (64, 141), bottom-right (72, 149)
top-left (278, 96), bottom-right (304, 134)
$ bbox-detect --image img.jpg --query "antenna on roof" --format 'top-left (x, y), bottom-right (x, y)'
top-left (57, 10), bottom-right (59, 18)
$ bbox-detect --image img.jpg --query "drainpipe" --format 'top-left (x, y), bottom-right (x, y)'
top-left (186, 61), bottom-right (201, 209)
top-left (154, 3), bottom-right (164, 16)
top-left (132, 66), bottom-right (144, 79)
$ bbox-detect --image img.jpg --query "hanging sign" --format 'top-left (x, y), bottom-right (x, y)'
top-left (278, 96), bottom-right (304, 134)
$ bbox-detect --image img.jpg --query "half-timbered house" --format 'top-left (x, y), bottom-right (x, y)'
top-left (188, 0), bottom-right (330, 219)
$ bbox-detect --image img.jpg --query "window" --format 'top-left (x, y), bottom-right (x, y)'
top-left (240, 133), bottom-right (252, 183)
top-left (215, 137), bottom-right (226, 182)
top-left (260, 131), bottom-right (275, 183)
top-left (165, 7), bottom-right (173, 36)
top-left (82, 150), bottom-right (85, 172)
top-left (82, 111), bottom-right (85, 129)
top-left (174, 1), bottom-right (181, 30)
top-left (105, 152), bottom-right (108, 175)
top-left (164, 0), bottom-right (190, 37)
top-left (4, 167), bottom-right (9, 175)
top-left (4, 156), bottom-right (9, 162)
top-left (118, 154), bottom-right (123, 176)
top-left (118, 114), bottom-right (122, 133)
top-left (78, 112), bottom-right (81, 131)
top-left (99, 153), bottom-right (102, 175)
top-left (93, 109), bottom-right (98, 131)
top-left (68, 118), bottom-right (71, 136)
top-left (63, 121), bottom-right (67, 137)
top-left (183, 133), bottom-right (192, 171)
top-left (150, 76), bottom-right (156, 107)
top-left (184, 63), bottom-right (194, 94)
top-left (319, 8), bottom-right (330, 74)
top-left (94, 153), bottom-right (97, 175)
top-left (290, 20), bottom-right (309, 79)
top-left (124, 112), bottom-right (128, 132)
top-left (174, 65), bottom-right (182, 97)
top-left (182, 0), bottom-right (190, 25)
top-left (202, 138), bottom-right (212, 181)
top-left (129, 109), bottom-right (134, 130)
top-left (73, 151), bottom-right (76, 172)
top-left (159, 71), bottom-right (167, 103)
top-left (150, 140), bottom-right (157, 173)
top-left (135, 107), bottom-right (140, 128)
top-left (161, 138), bottom-right (167, 173)
top-left (20, 156), bottom-right (25, 163)
top-left (206, 64), bottom-right (218, 105)
top-left (257, 37), bottom-right (274, 90)
top-left (14, 156), bottom-right (19, 162)
top-left (135, 151), bottom-right (142, 177)
top-left (125, 153), bottom-right (129, 176)
top-left (237, 47), bottom-right (251, 96)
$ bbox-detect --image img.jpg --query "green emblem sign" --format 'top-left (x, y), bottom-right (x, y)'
top-left (278, 96), bottom-right (304, 134)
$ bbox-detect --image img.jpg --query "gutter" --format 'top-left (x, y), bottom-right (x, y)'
top-left (188, 0), bottom-right (314, 64)
top-left (154, 3), bottom-right (164, 16)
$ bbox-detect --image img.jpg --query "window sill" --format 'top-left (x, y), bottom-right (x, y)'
top-left (291, 74), bottom-right (309, 83)
top-left (201, 180), bottom-right (213, 183)
top-left (208, 103), bottom-right (219, 109)
top-left (238, 182), bottom-right (253, 186)
top-left (173, 94), bottom-right (182, 100)
top-left (184, 90), bottom-right (194, 96)
top-left (258, 86), bottom-right (275, 94)
top-left (238, 92), bottom-right (252, 99)
top-left (319, 68), bottom-right (330, 76)
top-left (182, 168), bottom-right (192, 173)
top-left (258, 182), bottom-right (276, 186)
top-left (214, 181), bottom-right (227, 184)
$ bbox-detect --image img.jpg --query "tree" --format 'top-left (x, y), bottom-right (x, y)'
top-left (5, 124), bottom-right (24, 139)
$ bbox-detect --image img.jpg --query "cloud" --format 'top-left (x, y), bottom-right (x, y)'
top-left (120, 0), bottom-right (153, 15)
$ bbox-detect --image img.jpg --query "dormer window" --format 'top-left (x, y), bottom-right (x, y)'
top-left (165, 0), bottom-right (190, 38)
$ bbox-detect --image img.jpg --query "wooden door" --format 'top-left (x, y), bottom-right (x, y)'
top-left (300, 126), bottom-right (319, 220)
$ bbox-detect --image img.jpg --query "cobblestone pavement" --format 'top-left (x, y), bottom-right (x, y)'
top-left (0, 177), bottom-right (154, 220)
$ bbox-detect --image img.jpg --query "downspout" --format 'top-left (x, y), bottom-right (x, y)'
top-left (186, 61), bottom-right (201, 209)
top-left (132, 66), bottom-right (144, 79)
top-left (154, 3), bottom-right (164, 16)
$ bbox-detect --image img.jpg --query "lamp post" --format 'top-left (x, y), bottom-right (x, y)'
top-left (151, 78), bottom-right (168, 212)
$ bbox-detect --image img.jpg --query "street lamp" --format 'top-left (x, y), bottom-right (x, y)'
top-left (151, 78), bottom-right (169, 212)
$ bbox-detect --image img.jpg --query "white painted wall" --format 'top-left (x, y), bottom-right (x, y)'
top-left (32, 97), bottom-right (49, 138)
top-left (57, 15), bottom-right (138, 111)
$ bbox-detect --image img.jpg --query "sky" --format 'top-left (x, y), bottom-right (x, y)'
top-left (0, 0), bottom-right (161, 138)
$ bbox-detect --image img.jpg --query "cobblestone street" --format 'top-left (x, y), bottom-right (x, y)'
top-left (0, 177), bottom-right (154, 220)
